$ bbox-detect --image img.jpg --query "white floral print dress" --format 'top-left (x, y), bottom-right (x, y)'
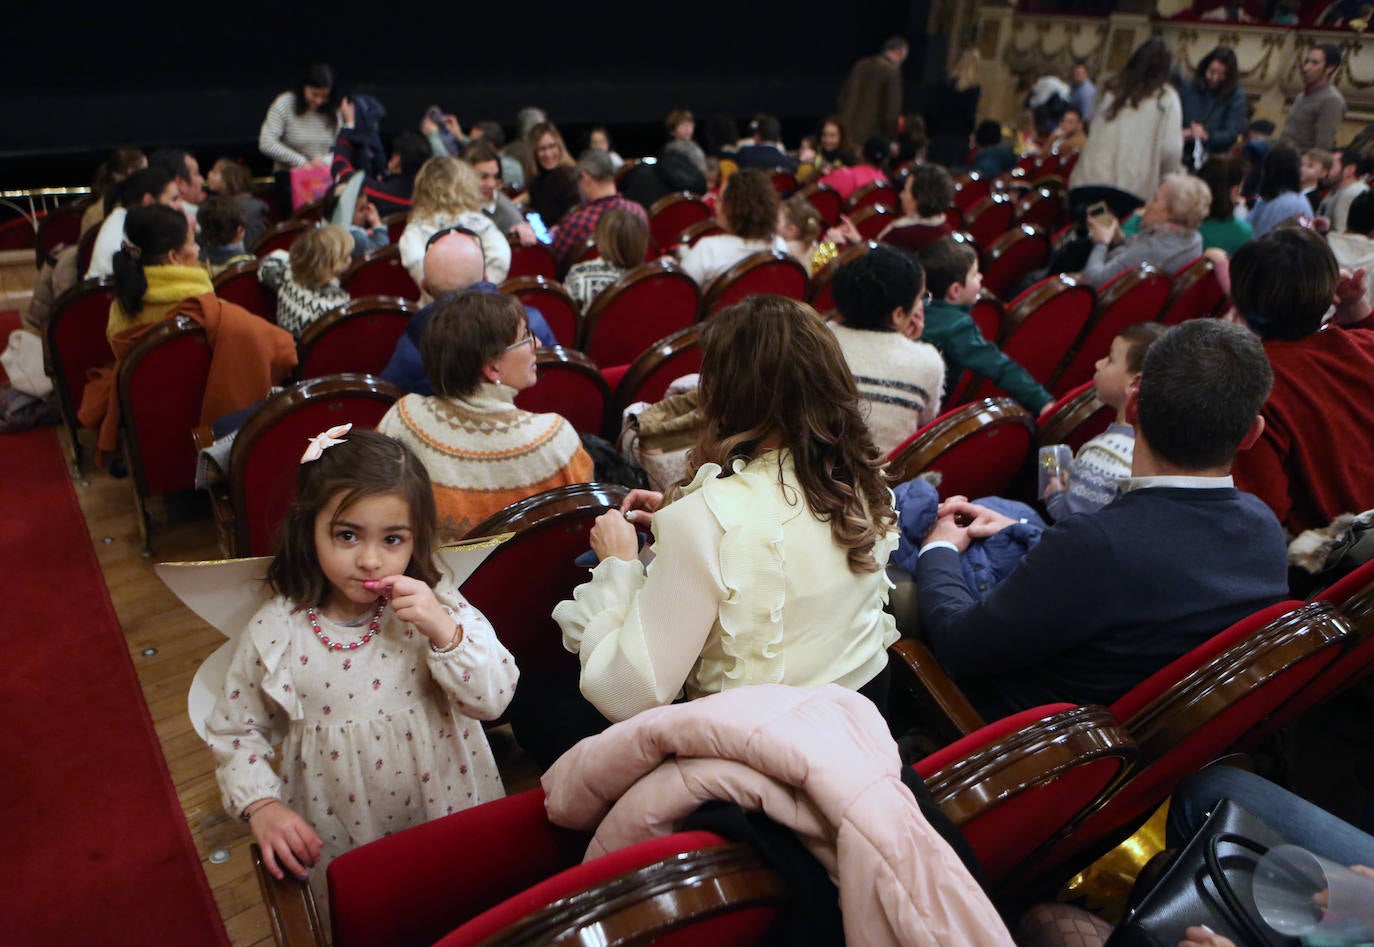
top-left (206, 575), bottom-right (517, 911)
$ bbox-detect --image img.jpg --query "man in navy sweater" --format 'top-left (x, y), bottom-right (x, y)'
top-left (916, 320), bottom-right (1289, 720)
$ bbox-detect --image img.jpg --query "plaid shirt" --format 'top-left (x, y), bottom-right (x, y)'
top-left (550, 194), bottom-right (648, 269)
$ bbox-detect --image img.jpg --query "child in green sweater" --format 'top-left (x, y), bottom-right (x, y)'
top-left (918, 236), bottom-right (1053, 415)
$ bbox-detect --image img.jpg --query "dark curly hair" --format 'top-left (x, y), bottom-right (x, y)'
top-left (721, 168), bottom-right (781, 240)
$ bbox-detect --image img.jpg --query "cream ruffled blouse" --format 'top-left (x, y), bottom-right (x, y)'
top-left (553, 451), bottom-right (898, 722)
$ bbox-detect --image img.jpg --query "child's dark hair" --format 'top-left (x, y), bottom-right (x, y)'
top-left (1116, 322), bottom-right (1168, 373)
top-left (112, 205), bottom-right (191, 316)
top-left (919, 236), bottom-right (978, 300)
top-left (267, 429), bottom-right (442, 610)
top-left (832, 246), bottom-right (923, 330)
top-left (974, 120), bottom-right (1003, 148)
top-left (198, 194), bottom-right (246, 248)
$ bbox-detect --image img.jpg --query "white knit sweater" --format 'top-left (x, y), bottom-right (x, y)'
top-left (828, 323), bottom-right (946, 457)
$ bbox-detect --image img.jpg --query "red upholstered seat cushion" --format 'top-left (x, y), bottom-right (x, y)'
top-left (912, 703), bottom-right (1077, 779)
top-left (329, 788), bottom-right (589, 947)
top-left (433, 831), bottom-right (731, 946)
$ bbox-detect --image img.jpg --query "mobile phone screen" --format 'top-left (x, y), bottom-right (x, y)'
top-left (525, 212), bottom-right (552, 244)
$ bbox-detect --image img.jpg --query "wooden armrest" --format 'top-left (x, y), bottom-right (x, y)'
top-left (889, 639), bottom-right (986, 741)
top-left (191, 424), bottom-right (216, 453)
top-left (252, 843), bottom-right (326, 947)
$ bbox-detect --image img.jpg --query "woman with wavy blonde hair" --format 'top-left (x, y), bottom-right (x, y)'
top-left (554, 294), bottom-right (900, 731)
top-left (398, 156), bottom-right (511, 286)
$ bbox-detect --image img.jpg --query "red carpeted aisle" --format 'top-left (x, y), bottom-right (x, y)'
top-left (0, 427), bottom-right (228, 945)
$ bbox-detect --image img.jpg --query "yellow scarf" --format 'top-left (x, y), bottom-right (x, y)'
top-left (107, 264), bottom-right (215, 340)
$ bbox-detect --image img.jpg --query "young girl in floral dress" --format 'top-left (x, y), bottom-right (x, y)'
top-left (205, 426), bottom-right (517, 912)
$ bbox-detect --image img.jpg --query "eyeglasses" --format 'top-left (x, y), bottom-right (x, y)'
top-left (920, 291), bottom-right (933, 307)
top-left (503, 331), bottom-right (536, 353)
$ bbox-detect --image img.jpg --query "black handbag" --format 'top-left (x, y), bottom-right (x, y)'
top-left (1106, 800), bottom-right (1299, 947)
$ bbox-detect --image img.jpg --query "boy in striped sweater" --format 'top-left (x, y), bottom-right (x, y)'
top-left (1042, 322), bottom-right (1167, 520)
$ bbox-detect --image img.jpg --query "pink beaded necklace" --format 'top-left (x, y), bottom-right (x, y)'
top-left (307, 598), bottom-right (387, 651)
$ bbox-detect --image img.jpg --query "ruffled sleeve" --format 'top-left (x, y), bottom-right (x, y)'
top-left (552, 463), bottom-right (729, 722)
top-left (204, 597), bottom-right (299, 818)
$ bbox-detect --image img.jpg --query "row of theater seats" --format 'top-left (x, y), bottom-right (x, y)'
top-left (40, 240), bottom-right (1222, 561)
top-left (244, 473), bottom-right (1374, 947)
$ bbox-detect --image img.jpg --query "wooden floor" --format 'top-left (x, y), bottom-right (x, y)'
top-left (68, 429), bottom-right (540, 946)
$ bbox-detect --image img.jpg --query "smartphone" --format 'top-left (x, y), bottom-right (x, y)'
top-left (425, 105), bottom-right (445, 126)
top-left (525, 212), bottom-right (552, 245)
top-left (1086, 201), bottom-right (1108, 218)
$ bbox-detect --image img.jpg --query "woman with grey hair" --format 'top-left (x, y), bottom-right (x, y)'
top-left (1078, 172), bottom-right (1210, 287)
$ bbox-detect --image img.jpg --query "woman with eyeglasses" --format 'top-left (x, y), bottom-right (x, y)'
top-left (398, 157), bottom-right (512, 288)
top-left (551, 295), bottom-right (900, 739)
top-left (522, 121), bottom-right (581, 230)
top-left (376, 291), bottom-right (593, 541)
top-left (827, 246), bottom-right (945, 457)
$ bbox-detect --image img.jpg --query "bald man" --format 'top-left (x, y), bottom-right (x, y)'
top-left (381, 230), bottom-right (555, 394)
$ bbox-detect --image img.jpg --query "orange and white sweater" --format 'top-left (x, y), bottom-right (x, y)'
top-left (376, 385), bottom-right (594, 540)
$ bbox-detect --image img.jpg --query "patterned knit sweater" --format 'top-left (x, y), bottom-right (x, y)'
top-left (258, 250), bottom-right (350, 339)
top-left (828, 323), bottom-right (946, 457)
top-left (1043, 421), bottom-right (1135, 521)
top-left (376, 385), bottom-right (595, 540)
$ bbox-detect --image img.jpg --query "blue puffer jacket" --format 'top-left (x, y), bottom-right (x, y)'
top-left (891, 478), bottom-right (1046, 597)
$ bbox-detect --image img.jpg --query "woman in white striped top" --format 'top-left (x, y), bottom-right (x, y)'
top-left (259, 63), bottom-right (340, 208)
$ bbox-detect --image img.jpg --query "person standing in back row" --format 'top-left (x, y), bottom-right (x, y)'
top-left (838, 36), bottom-right (908, 145)
top-left (1279, 44), bottom-right (1346, 152)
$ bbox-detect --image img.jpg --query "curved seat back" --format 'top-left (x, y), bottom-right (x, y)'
top-left (514, 347), bottom-right (610, 435)
top-left (962, 193), bottom-right (1015, 248)
top-left (605, 323), bottom-right (704, 432)
top-left (580, 260), bottom-right (701, 367)
top-left (700, 251), bottom-right (809, 318)
top-left (296, 295), bottom-right (417, 380)
top-left (798, 181), bottom-right (843, 225)
top-left (212, 258), bottom-right (276, 322)
top-left (885, 397), bottom-right (1037, 498)
top-left (848, 204), bottom-right (894, 241)
top-left (1050, 264), bottom-right (1171, 396)
top-left (952, 172), bottom-right (990, 211)
top-left (648, 193), bottom-right (712, 249)
top-left (1037, 381), bottom-right (1115, 454)
top-left (46, 277), bottom-right (116, 472)
top-left (251, 219), bottom-right (316, 257)
top-left (500, 275), bottom-right (580, 348)
top-left (845, 180), bottom-right (898, 213)
top-left (918, 704), bottom-right (1137, 887)
top-left (35, 198), bottom-right (89, 267)
top-left (340, 244), bottom-right (421, 300)
top-left (227, 374), bottom-right (402, 556)
top-left (508, 241), bottom-right (558, 281)
top-left (980, 224), bottom-right (1050, 299)
top-left (1159, 256), bottom-right (1226, 325)
top-left (1035, 601), bottom-right (1348, 876)
top-left (464, 484), bottom-right (630, 705)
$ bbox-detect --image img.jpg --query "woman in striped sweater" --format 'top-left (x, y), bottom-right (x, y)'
top-left (258, 63), bottom-right (340, 210)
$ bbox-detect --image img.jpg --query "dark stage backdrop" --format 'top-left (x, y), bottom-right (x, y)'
top-left (1, 1), bottom-right (934, 187)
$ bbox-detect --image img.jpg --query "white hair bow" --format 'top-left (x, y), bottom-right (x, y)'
top-left (300, 423), bottom-right (352, 463)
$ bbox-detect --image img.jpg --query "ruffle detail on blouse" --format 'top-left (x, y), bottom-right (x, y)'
top-left (553, 556), bottom-right (648, 656)
top-left (695, 457), bottom-right (788, 686)
top-left (247, 598), bottom-right (306, 721)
